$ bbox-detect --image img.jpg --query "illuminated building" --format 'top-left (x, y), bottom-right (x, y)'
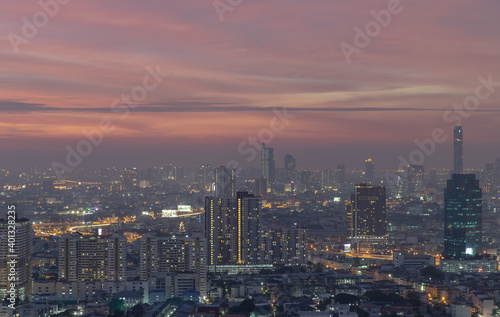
top-left (205, 191), bottom-right (261, 265)
top-left (262, 225), bottom-right (308, 265)
top-left (284, 154), bottom-right (296, 183)
top-left (406, 164), bottom-right (425, 198)
top-left (0, 213), bottom-right (33, 301)
top-left (346, 183), bottom-right (387, 238)
top-left (454, 126), bottom-right (463, 174)
top-left (261, 143), bottom-right (275, 193)
top-left (214, 165), bottom-right (237, 198)
top-left (58, 233), bottom-right (127, 282)
top-left (443, 174), bottom-right (482, 260)
top-left (139, 233), bottom-right (207, 296)
top-left (365, 159), bottom-right (374, 184)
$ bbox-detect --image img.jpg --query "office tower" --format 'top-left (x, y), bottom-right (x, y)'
top-left (406, 165), bottom-right (425, 197)
top-left (0, 214), bottom-right (33, 300)
top-left (365, 159), bottom-right (375, 184)
top-left (199, 165), bottom-right (212, 192)
top-left (174, 166), bottom-right (185, 183)
top-left (140, 233), bottom-right (207, 296)
top-left (494, 158), bottom-right (500, 193)
top-left (321, 169), bottom-right (333, 190)
top-left (300, 170), bottom-right (314, 187)
top-left (214, 165), bottom-right (237, 197)
top-left (482, 162), bottom-right (495, 193)
top-left (443, 174), bottom-right (482, 260)
top-left (284, 154), bottom-right (296, 183)
top-left (261, 143), bottom-right (275, 193)
top-left (347, 184), bottom-right (387, 238)
top-left (454, 126), bottom-right (463, 173)
top-left (336, 164), bottom-right (346, 188)
top-left (58, 233), bottom-right (127, 282)
top-left (205, 191), bottom-right (261, 265)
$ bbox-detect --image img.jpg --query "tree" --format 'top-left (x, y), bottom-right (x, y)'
top-left (421, 266), bottom-right (444, 280)
top-left (334, 293), bottom-right (359, 305)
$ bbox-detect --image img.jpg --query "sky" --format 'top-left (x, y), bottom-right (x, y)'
top-left (1, 1), bottom-right (500, 171)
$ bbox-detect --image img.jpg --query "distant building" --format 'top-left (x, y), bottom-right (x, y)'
top-left (139, 233), bottom-right (207, 296)
top-left (284, 154), bottom-right (296, 183)
top-left (214, 165), bottom-right (237, 198)
top-left (406, 165), bottom-right (424, 198)
top-left (347, 184), bottom-right (387, 238)
top-left (58, 233), bottom-right (127, 282)
top-left (454, 126), bottom-right (463, 173)
top-left (205, 192), bottom-right (261, 265)
top-left (0, 213), bottom-right (33, 301)
top-left (321, 169), bottom-right (333, 190)
top-left (261, 143), bottom-right (276, 193)
top-left (365, 159), bottom-right (374, 184)
top-left (440, 259), bottom-right (497, 274)
top-left (262, 226), bottom-right (308, 265)
top-left (443, 174), bottom-right (482, 260)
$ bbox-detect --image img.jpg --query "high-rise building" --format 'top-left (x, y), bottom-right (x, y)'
top-left (284, 154), bottom-right (296, 183)
top-left (321, 169), bottom-right (333, 190)
top-left (482, 162), bottom-right (495, 193)
top-left (0, 213), bottom-right (33, 301)
top-left (443, 174), bottom-right (482, 260)
top-left (199, 164), bottom-right (212, 192)
top-left (139, 233), bottom-right (207, 296)
top-left (406, 165), bottom-right (425, 198)
top-left (261, 225), bottom-right (308, 265)
top-left (454, 126), bottom-right (463, 173)
top-left (261, 143), bottom-right (275, 193)
top-left (365, 159), bottom-right (374, 184)
top-left (336, 165), bottom-right (346, 189)
top-left (214, 165), bottom-right (237, 197)
top-left (205, 191), bottom-right (261, 265)
top-left (347, 184), bottom-right (387, 238)
top-left (58, 233), bottom-right (127, 282)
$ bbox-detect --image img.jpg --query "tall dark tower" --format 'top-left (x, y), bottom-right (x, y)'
top-left (261, 143), bottom-right (275, 193)
top-left (443, 174), bottom-right (482, 260)
top-left (346, 184), bottom-right (387, 238)
top-left (454, 126), bottom-right (463, 173)
top-left (214, 165), bottom-right (237, 197)
top-left (365, 159), bottom-right (374, 184)
top-left (284, 154), bottom-right (296, 183)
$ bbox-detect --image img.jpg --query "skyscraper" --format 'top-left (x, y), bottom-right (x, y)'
top-left (214, 165), bottom-right (237, 197)
top-left (454, 126), bottom-right (463, 173)
top-left (444, 174), bottom-right (482, 260)
top-left (347, 184), bottom-right (387, 238)
top-left (0, 213), bottom-right (33, 301)
top-left (365, 159), bottom-right (374, 184)
top-left (406, 164), bottom-right (425, 198)
top-left (205, 191), bottom-right (261, 265)
top-left (261, 143), bottom-right (275, 193)
top-left (336, 164), bottom-right (346, 189)
top-left (284, 154), bottom-right (296, 183)
top-left (321, 169), bottom-right (333, 190)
